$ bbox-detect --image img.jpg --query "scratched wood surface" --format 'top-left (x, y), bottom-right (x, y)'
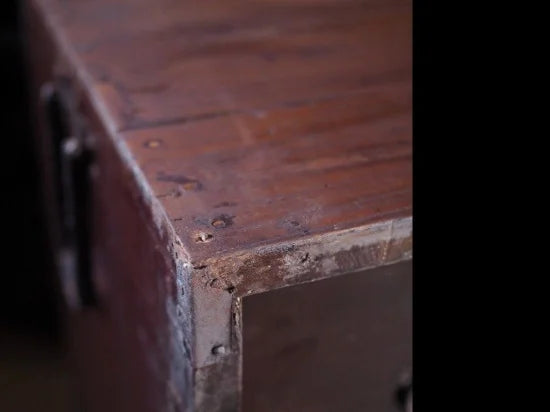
top-left (34, 0), bottom-right (412, 261)
top-left (28, 0), bottom-right (412, 410)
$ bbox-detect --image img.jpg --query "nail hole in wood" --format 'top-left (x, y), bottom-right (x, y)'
top-left (211, 218), bottom-right (226, 228)
top-left (145, 139), bottom-right (161, 148)
top-left (211, 214), bottom-right (234, 228)
top-left (182, 181), bottom-right (200, 191)
top-left (211, 345), bottom-right (226, 355)
top-left (195, 232), bottom-right (213, 243)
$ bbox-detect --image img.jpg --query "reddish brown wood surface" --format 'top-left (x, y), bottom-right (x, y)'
top-left (26, 1), bottom-right (412, 411)
top-left (33, 0), bottom-right (412, 261)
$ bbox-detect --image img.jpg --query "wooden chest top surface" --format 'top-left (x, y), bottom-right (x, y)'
top-left (34, 0), bottom-right (412, 262)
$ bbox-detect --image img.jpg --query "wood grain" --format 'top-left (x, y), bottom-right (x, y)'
top-left (27, 0), bottom-right (412, 410)
top-left (33, 0), bottom-right (412, 262)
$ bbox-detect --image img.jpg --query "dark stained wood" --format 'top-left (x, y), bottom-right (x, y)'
top-left (25, 0), bottom-right (412, 410)
top-left (125, 83), bottom-right (411, 259)
top-left (31, 0), bottom-right (411, 260)
top-left (67, 109), bottom-right (192, 412)
top-left (24, 5), bottom-right (192, 410)
top-left (243, 260), bottom-right (412, 412)
top-left (40, 0), bottom-right (411, 130)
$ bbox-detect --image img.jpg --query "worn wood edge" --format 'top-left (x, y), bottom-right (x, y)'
top-left (191, 217), bottom-right (412, 359)
top-left (190, 215), bottom-right (411, 410)
top-left (194, 216), bottom-right (412, 297)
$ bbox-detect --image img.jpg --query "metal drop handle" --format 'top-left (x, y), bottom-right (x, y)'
top-left (41, 81), bottom-right (97, 310)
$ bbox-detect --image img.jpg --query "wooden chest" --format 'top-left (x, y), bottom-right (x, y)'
top-left (24, 0), bottom-right (412, 411)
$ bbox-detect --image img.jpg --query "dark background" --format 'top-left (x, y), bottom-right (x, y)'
top-left (1, 0), bottom-right (57, 340)
top-left (1, 1), bottom-right (71, 410)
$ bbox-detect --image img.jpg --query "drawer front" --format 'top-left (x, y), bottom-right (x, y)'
top-left (243, 260), bottom-right (412, 412)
